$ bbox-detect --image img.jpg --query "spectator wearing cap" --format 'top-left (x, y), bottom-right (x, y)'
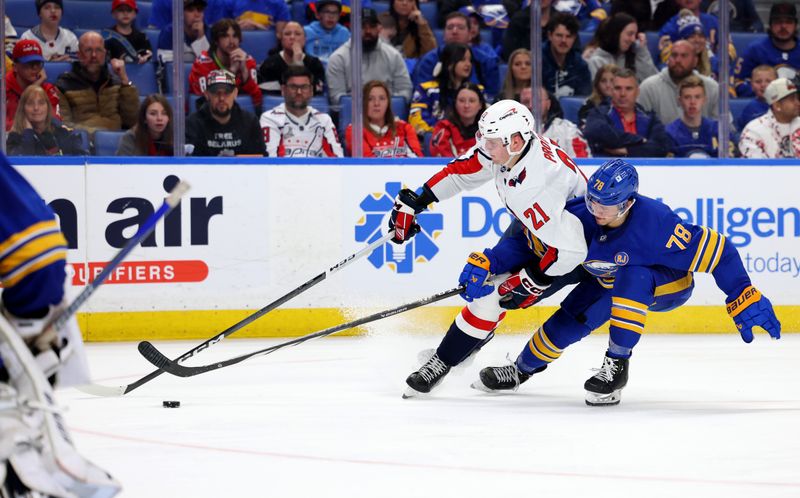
top-left (103, 0), bottom-right (152, 64)
top-left (458, 6), bottom-right (496, 61)
top-left (583, 68), bottom-right (671, 157)
top-left (666, 9), bottom-right (721, 79)
top-left (6, 85), bottom-right (86, 156)
top-left (20, 0), bottom-right (78, 62)
top-left (658, 0), bottom-right (723, 65)
top-left (189, 18), bottom-right (262, 113)
top-left (260, 66), bottom-right (342, 157)
top-left (665, 75), bottom-right (735, 157)
top-left (413, 12), bottom-right (500, 98)
top-left (326, 8), bottom-right (413, 113)
top-left (56, 31), bottom-right (139, 135)
top-left (734, 3), bottom-right (800, 98)
top-left (258, 21), bottom-right (326, 96)
top-left (156, 0), bottom-right (210, 63)
top-left (186, 69), bottom-right (265, 156)
top-left (5, 40), bottom-right (62, 132)
top-left (638, 39), bottom-right (719, 125)
top-left (304, 0), bottom-right (351, 63)
top-left (541, 12), bottom-right (591, 97)
top-left (736, 65), bottom-right (777, 131)
top-left (739, 77), bottom-right (800, 158)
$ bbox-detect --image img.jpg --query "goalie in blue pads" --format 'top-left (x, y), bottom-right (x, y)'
top-left (474, 158), bottom-right (782, 405)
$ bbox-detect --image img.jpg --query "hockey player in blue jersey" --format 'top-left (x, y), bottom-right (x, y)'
top-left (0, 152), bottom-right (120, 496)
top-left (734, 3), bottom-right (800, 98)
top-left (472, 158), bottom-right (781, 406)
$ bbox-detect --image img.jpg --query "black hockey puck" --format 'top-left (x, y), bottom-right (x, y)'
top-left (162, 400), bottom-right (180, 408)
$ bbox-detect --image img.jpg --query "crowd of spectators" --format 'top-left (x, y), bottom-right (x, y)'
top-left (1, 0), bottom-right (799, 158)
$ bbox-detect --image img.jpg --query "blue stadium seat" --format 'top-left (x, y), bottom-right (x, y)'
top-left (143, 28), bottom-right (160, 55)
top-left (93, 130), bottom-right (126, 156)
top-left (262, 96), bottom-right (331, 114)
top-left (421, 131), bottom-right (432, 156)
top-left (578, 31), bottom-right (593, 50)
top-left (559, 96), bottom-right (583, 126)
top-left (433, 28), bottom-right (443, 47)
top-left (646, 31), bottom-right (661, 65)
top-left (498, 63), bottom-right (508, 80)
top-left (74, 128), bottom-right (90, 154)
top-left (420, 2), bottom-right (438, 26)
top-left (126, 63), bottom-right (158, 95)
top-left (405, 58), bottom-right (417, 76)
top-left (163, 62), bottom-right (193, 93)
top-left (291, 0), bottom-right (308, 22)
top-left (5, 0), bottom-right (40, 30)
top-left (339, 95), bottom-right (408, 131)
top-left (62, 1), bottom-right (115, 30)
top-left (44, 62), bottom-right (74, 85)
top-left (136, 2), bottom-right (153, 30)
top-left (240, 30), bottom-right (278, 64)
top-left (731, 32), bottom-right (766, 59)
top-left (729, 98), bottom-right (753, 128)
top-left (372, 2), bottom-right (390, 14)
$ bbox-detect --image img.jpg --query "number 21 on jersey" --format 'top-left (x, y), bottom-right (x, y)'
top-left (524, 203), bottom-right (550, 230)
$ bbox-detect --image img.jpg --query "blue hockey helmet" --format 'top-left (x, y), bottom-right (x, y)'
top-left (585, 159), bottom-right (639, 219)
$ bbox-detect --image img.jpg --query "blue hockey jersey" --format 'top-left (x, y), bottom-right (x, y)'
top-left (734, 36), bottom-right (800, 97)
top-left (0, 154), bottom-right (68, 317)
top-left (565, 195), bottom-right (752, 302)
top-left (665, 117), bottom-right (735, 157)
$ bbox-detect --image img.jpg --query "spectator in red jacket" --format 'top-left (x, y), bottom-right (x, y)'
top-left (5, 40), bottom-right (61, 131)
top-left (429, 81), bottom-right (486, 157)
top-left (345, 80), bottom-right (422, 157)
top-left (189, 18), bottom-right (262, 113)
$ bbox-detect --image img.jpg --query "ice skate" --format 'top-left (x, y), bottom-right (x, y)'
top-left (584, 354), bottom-right (629, 406)
top-left (403, 353), bottom-right (451, 398)
top-left (471, 363), bottom-right (530, 392)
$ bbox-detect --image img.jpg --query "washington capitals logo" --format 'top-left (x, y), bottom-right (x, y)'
top-left (355, 182), bottom-right (443, 273)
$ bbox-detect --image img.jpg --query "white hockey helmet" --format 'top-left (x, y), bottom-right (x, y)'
top-left (477, 99), bottom-right (535, 158)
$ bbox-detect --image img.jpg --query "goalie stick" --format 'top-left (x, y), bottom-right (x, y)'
top-left (138, 285), bottom-right (465, 378)
top-left (79, 231), bottom-right (395, 396)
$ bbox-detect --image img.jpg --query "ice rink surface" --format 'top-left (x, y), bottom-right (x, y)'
top-left (63, 327), bottom-right (799, 498)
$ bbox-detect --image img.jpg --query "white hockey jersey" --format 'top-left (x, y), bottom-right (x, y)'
top-left (425, 134), bottom-right (589, 277)
top-left (259, 103), bottom-right (344, 157)
top-left (543, 117), bottom-right (592, 158)
top-left (738, 110), bottom-right (800, 158)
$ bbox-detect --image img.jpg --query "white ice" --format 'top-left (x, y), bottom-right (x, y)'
top-left (61, 326), bottom-right (800, 498)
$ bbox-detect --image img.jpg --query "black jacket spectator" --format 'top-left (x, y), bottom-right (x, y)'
top-left (583, 102), bottom-right (670, 157)
top-left (186, 102), bottom-right (265, 156)
top-left (258, 51), bottom-right (326, 96)
top-left (542, 40), bottom-right (592, 97)
top-left (6, 122), bottom-right (86, 156)
top-left (103, 26), bottom-right (153, 63)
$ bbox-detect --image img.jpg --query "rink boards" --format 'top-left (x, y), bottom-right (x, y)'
top-left (10, 157), bottom-right (800, 341)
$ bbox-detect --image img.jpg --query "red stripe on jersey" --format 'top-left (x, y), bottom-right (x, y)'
top-left (277, 138), bottom-right (285, 157)
top-left (426, 150), bottom-right (483, 189)
top-left (322, 139), bottom-right (335, 157)
top-left (538, 246), bottom-right (559, 273)
top-left (460, 307), bottom-right (500, 332)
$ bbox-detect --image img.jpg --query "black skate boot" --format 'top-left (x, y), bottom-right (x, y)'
top-left (471, 363), bottom-right (546, 393)
top-left (584, 353), bottom-right (629, 406)
top-left (403, 353), bottom-right (451, 398)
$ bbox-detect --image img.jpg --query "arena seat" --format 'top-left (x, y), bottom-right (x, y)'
top-left (126, 63), bottom-right (159, 95)
top-left (291, 0), bottom-right (308, 23)
top-left (731, 32), bottom-right (767, 59)
top-left (240, 30), bottom-right (278, 64)
top-left (578, 31), bottom-right (593, 50)
top-left (93, 130), bottom-right (125, 155)
top-left (44, 62), bottom-right (74, 85)
top-left (143, 28), bottom-right (160, 55)
top-left (162, 62), bottom-right (193, 93)
top-left (646, 31), bottom-right (661, 65)
top-left (61, 1), bottom-right (115, 30)
top-left (420, 2), bottom-right (438, 26)
top-left (338, 95), bottom-right (408, 131)
top-left (729, 98), bottom-right (753, 128)
top-left (5, 0), bottom-right (40, 30)
top-left (559, 96), bottom-right (584, 126)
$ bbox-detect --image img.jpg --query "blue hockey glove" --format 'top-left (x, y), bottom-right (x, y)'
top-left (458, 250), bottom-right (496, 302)
top-left (498, 267), bottom-right (551, 310)
top-left (726, 286), bottom-right (781, 343)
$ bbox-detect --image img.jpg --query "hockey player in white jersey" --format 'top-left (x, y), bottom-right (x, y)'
top-left (390, 99), bottom-right (589, 398)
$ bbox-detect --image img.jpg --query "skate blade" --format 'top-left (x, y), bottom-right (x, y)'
top-left (402, 386), bottom-right (430, 399)
top-left (585, 389), bottom-right (622, 406)
top-left (470, 379), bottom-right (494, 393)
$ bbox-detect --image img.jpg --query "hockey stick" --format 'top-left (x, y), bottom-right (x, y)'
top-left (79, 231), bottom-right (395, 396)
top-left (138, 285), bottom-right (465, 378)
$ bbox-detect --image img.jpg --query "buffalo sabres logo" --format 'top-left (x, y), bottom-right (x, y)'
top-left (614, 252), bottom-right (629, 265)
top-left (582, 260), bottom-right (618, 278)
